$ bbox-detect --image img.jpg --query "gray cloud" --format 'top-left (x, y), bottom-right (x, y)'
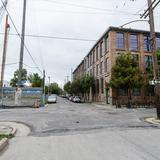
top-left (0, 0), bottom-right (160, 86)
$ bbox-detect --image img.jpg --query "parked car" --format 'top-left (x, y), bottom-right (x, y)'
top-left (48, 94), bottom-right (57, 103)
top-left (73, 96), bottom-right (81, 103)
top-left (69, 96), bottom-right (74, 101)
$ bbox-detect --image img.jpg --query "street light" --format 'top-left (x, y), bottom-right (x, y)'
top-left (120, 19), bottom-right (149, 28)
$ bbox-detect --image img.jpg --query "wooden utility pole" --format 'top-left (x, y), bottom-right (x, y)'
top-left (141, 0), bottom-right (160, 118)
top-left (18, 0), bottom-right (27, 86)
top-left (0, 14), bottom-right (10, 88)
top-left (0, 14), bottom-right (10, 107)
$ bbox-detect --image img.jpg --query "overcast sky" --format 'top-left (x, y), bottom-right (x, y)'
top-left (0, 0), bottom-right (160, 87)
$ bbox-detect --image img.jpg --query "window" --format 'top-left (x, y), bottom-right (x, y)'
top-left (101, 78), bottom-right (104, 94)
top-left (102, 61), bottom-right (104, 74)
top-left (146, 85), bottom-right (155, 96)
top-left (132, 88), bottom-right (141, 96)
top-left (156, 37), bottom-right (160, 49)
top-left (93, 50), bottom-right (95, 64)
top-left (144, 55), bottom-right (152, 72)
top-left (144, 35), bottom-right (151, 52)
top-left (96, 79), bottom-right (99, 94)
top-left (105, 36), bottom-right (109, 51)
top-left (96, 64), bottom-right (99, 76)
top-left (118, 88), bottom-right (127, 96)
top-left (116, 32), bottom-right (124, 49)
top-left (88, 55), bottom-right (90, 68)
top-left (90, 54), bottom-right (92, 66)
top-left (100, 62), bottom-right (102, 75)
top-left (100, 41), bottom-right (103, 57)
top-left (130, 34), bottom-right (138, 51)
top-left (96, 46), bottom-right (99, 60)
top-left (93, 67), bottom-right (95, 77)
top-left (105, 58), bottom-right (109, 73)
top-left (90, 69), bottom-right (92, 76)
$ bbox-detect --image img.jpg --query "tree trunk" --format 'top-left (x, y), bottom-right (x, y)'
top-left (116, 88), bottom-right (121, 108)
top-left (127, 88), bottom-right (132, 108)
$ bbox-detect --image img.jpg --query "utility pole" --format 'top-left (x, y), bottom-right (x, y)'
top-left (141, 0), bottom-right (160, 118)
top-left (0, 15), bottom-right (10, 107)
top-left (42, 70), bottom-right (45, 106)
top-left (0, 15), bottom-right (10, 88)
top-left (71, 68), bottom-right (73, 82)
top-left (18, 0), bottom-right (27, 86)
top-left (48, 76), bottom-right (50, 95)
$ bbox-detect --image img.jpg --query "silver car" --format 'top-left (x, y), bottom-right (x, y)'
top-left (48, 94), bottom-right (57, 103)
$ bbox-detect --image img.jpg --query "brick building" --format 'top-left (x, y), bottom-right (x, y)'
top-left (73, 27), bottom-right (160, 105)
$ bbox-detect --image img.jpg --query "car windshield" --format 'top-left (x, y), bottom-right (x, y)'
top-left (49, 95), bottom-right (56, 98)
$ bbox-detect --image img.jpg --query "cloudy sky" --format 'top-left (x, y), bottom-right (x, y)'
top-left (0, 0), bottom-right (160, 87)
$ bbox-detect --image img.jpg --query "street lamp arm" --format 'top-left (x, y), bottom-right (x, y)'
top-left (120, 20), bottom-right (149, 28)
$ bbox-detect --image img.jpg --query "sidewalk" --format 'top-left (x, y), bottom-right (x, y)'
top-left (0, 123), bottom-right (16, 152)
top-left (145, 117), bottom-right (160, 125)
top-left (92, 102), bottom-right (116, 110)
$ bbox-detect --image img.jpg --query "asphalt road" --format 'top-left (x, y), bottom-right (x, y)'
top-left (0, 97), bottom-right (160, 160)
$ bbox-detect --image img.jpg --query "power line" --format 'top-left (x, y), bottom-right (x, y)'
top-left (39, 0), bottom-right (140, 16)
top-left (0, 0), bottom-right (43, 74)
top-left (0, 32), bottom-right (97, 41)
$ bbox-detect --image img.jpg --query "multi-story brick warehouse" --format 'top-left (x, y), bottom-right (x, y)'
top-left (73, 27), bottom-right (160, 105)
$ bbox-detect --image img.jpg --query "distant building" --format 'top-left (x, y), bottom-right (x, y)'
top-left (73, 26), bottom-right (160, 105)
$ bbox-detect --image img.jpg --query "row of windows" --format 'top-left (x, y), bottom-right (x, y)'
top-left (93, 83), bottom-right (155, 96)
top-left (117, 32), bottom-right (160, 52)
top-left (95, 78), bottom-right (104, 94)
top-left (85, 37), bottom-right (109, 68)
top-left (85, 33), bottom-right (160, 70)
top-left (88, 58), bottom-right (110, 77)
top-left (87, 54), bottom-right (155, 78)
top-left (118, 86), bottom-right (155, 96)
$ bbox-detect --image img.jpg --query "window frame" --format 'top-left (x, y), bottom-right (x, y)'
top-left (130, 34), bottom-right (138, 51)
top-left (116, 32), bottom-right (125, 50)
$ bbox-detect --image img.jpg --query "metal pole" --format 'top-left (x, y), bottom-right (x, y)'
top-left (48, 76), bottom-right (50, 95)
top-left (0, 14), bottom-right (10, 107)
top-left (42, 70), bottom-right (45, 105)
top-left (148, 0), bottom-right (160, 118)
top-left (18, 0), bottom-right (27, 86)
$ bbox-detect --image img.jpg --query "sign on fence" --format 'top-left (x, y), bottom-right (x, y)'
top-left (0, 87), bottom-right (43, 107)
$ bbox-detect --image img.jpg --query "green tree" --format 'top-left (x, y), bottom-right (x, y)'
top-left (10, 69), bottom-right (27, 87)
top-left (71, 79), bottom-right (81, 95)
top-left (49, 83), bottom-right (62, 95)
top-left (110, 52), bottom-right (144, 107)
top-left (28, 73), bottom-right (43, 87)
top-left (64, 81), bottom-right (72, 94)
top-left (80, 75), bottom-right (94, 100)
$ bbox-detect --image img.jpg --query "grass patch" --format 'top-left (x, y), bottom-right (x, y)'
top-left (0, 134), bottom-right (14, 140)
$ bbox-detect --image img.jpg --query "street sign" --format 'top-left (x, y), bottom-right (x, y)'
top-left (149, 80), bottom-right (160, 85)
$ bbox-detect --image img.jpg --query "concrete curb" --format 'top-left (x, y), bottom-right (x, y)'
top-left (10, 127), bottom-right (17, 136)
top-left (145, 117), bottom-right (160, 125)
top-left (0, 126), bottom-right (17, 153)
top-left (0, 138), bottom-right (8, 152)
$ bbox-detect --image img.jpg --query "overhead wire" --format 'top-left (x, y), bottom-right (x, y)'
top-left (0, 0), bottom-right (43, 75)
top-left (38, 0), bottom-right (140, 16)
top-left (0, 32), bottom-right (97, 41)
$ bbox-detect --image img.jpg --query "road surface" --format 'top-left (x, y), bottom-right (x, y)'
top-left (0, 97), bottom-right (160, 160)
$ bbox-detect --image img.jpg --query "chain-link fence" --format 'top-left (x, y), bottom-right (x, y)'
top-left (0, 87), bottom-right (43, 108)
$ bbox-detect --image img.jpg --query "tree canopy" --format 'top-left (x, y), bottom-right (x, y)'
top-left (110, 52), bottom-right (143, 89)
top-left (28, 73), bottom-right (43, 87)
top-left (10, 69), bottom-right (27, 87)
